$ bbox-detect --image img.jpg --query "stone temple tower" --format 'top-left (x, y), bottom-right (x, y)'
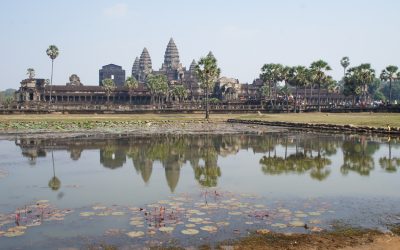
top-left (131, 57), bottom-right (139, 79)
top-left (160, 38), bottom-right (185, 82)
top-left (137, 48), bottom-right (153, 82)
top-left (162, 38), bottom-right (180, 71)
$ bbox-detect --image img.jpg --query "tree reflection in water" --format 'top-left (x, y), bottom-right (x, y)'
top-left (14, 133), bottom-right (400, 191)
top-left (379, 137), bottom-right (400, 173)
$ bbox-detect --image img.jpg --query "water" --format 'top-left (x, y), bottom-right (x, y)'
top-left (0, 131), bottom-right (400, 249)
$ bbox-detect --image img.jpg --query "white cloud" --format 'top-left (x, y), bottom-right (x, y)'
top-left (103, 3), bottom-right (128, 18)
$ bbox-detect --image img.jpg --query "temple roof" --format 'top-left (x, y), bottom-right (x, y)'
top-left (207, 51), bottom-right (215, 59)
top-left (189, 59), bottom-right (196, 72)
top-left (139, 48), bottom-right (152, 73)
top-left (132, 57), bottom-right (139, 76)
top-left (163, 38), bottom-right (180, 70)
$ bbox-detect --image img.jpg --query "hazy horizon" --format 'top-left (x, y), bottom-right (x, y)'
top-left (1, 0), bottom-right (399, 89)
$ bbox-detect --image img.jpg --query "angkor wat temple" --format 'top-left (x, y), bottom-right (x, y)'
top-left (14, 38), bottom-right (348, 110)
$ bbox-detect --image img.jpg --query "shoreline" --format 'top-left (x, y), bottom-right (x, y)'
top-left (227, 119), bottom-right (400, 136)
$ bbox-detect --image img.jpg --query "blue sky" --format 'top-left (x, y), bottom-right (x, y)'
top-left (0, 0), bottom-right (399, 89)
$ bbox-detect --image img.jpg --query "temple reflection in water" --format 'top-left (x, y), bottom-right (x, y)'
top-left (15, 133), bottom-right (400, 191)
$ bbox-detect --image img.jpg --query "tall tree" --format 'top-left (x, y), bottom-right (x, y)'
top-left (260, 64), bottom-right (282, 106)
top-left (344, 67), bottom-right (362, 106)
top-left (279, 66), bottom-right (291, 113)
top-left (380, 65), bottom-right (399, 104)
top-left (125, 76), bottom-right (139, 104)
top-left (195, 54), bottom-right (221, 119)
top-left (46, 45), bottom-right (59, 103)
top-left (310, 60), bottom-right (332, 112)
top-left (146, 74), bottom-right (168, 105)
top-left (27, 68), bottom-right (35, 79)
top-left (357, 64), bottom-right (375, 105)
top-left (102, 78), bottom-right (116, 103)
top-left (288, 66), bottom-right (310, 112)
top-left (340, 57), bottom-right (350, 77)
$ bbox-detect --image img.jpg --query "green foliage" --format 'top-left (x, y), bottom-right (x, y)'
top-left (171, 85), bottom-right (188, 102)
top-left (195, 54), bottom-right (221, 91)
top-left (340, 57), bottom-right (350, 73)
top-left (125, 76), bottom-right (139, 91)
top-left (343, 64), bottom-right (375, 100)
top-left (195, 54), bottom-right (221, 119)
top-left (381, 80), bottom-right (400, 101)
top-left (46, 45), bottom-right (59, 60)
top-left (146, 74), bottom-right (168, 104)
top-left (27, 68), bottom-right (35, 79)
top-left (102, 78), bottom-right (116, 101)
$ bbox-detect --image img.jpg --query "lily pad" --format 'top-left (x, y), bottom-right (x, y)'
top-left (308, 212), bottom-right (321, 216)
top-left (185, 224), bottom-right (196, 228)
top-left (188, 218), bottom-right (203, 223)
top-left (80, 212), bottom-right (95, 217)
top-left (289, 221), bottom-right (305, 227)
top-left (126, 231), bottom-right (144, 238)
top-left (245, 221), bottom-right (254, 225)
top-left (295, 213), bottom-right (308, 218)
top-left (159, 227), bottom-right (174, 233)
top-left (129, 220), bottom-right (144, 226)
top-left (181, 229), bottom-right (199, 235)
top-left (200, 225), bottom-right (218, 232)
top-left (271, 223), bottom-right (287, 228)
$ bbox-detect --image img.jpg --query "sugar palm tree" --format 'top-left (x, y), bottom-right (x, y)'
top-left (125, 76), bottom-right (139, 104)
top-left (27, 68), bottom-right (35, 79)
top-left (195, 54), bottom-right (221, 119)
top-left (48, 150), bottom-right (61, 191)
top-left (279, 66), bottom-right (291, 113)
top-left (340, 57), bottom-right (350, 77)
top-left (310, 60), bottom-right (332, 112)
top-left (46, 45), bottom-right (59, 103)
top-left (288, 66), bottom-right (310, 112)
top-left (102, 78), bottom-right (116, 103)
top-left (357, 64), bottom-right (375, 104)
top-left (380, 65), bottom-right (399, 104)
top-left (260, 63), bottom-right (281, 106)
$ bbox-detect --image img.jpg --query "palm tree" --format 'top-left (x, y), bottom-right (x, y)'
top-left (102, 78), bottom-right (116, 103)
top-left (260, 64), bottom-right (281, 106)
top-left (48, 150), bottom-right (61, 191)
top-left (146, 74), bottom-right (168, 105)
top-left (279, 66), bottom-right (291, 113)
top-left (288, 66), bottom-right (310, 112)
top-left (46, 45), bottom-right (59, 103)
top-left (357, 64), bottom-right (375, 105)
top-left (125, 76), bottom-right (139, 104)
top-left (195, 54), bottom-right (221, 119)
top-left (27, 68), bottom-right (35, 79)
top-left (340, 57), bottom-right (350, 77)
top-left (172, 85), bottom-right (188, 103)
top-left (380, 65), bottom-right (399, 104)
top-left (310, 60), bottom-right (332, 112)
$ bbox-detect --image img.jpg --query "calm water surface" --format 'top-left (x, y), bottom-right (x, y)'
top-left (0, 132), bottom-right (399, 249)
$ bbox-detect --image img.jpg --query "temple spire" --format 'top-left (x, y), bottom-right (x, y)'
top-left (131, 57), bottom-right (139, 77)
top-left (138, 48), bottom-right (152, 81)
top-left (162, 38), bottom-right (180, 70)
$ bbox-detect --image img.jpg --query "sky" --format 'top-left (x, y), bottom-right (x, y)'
top-left (0, 0), bottom-right (399, 89)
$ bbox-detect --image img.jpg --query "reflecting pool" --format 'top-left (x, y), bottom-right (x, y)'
top-left (0, 132), bottom-right (399, 249)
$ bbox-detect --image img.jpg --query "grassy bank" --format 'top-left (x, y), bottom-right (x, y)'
top-left (0, 113), bottom-right (399, 131)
